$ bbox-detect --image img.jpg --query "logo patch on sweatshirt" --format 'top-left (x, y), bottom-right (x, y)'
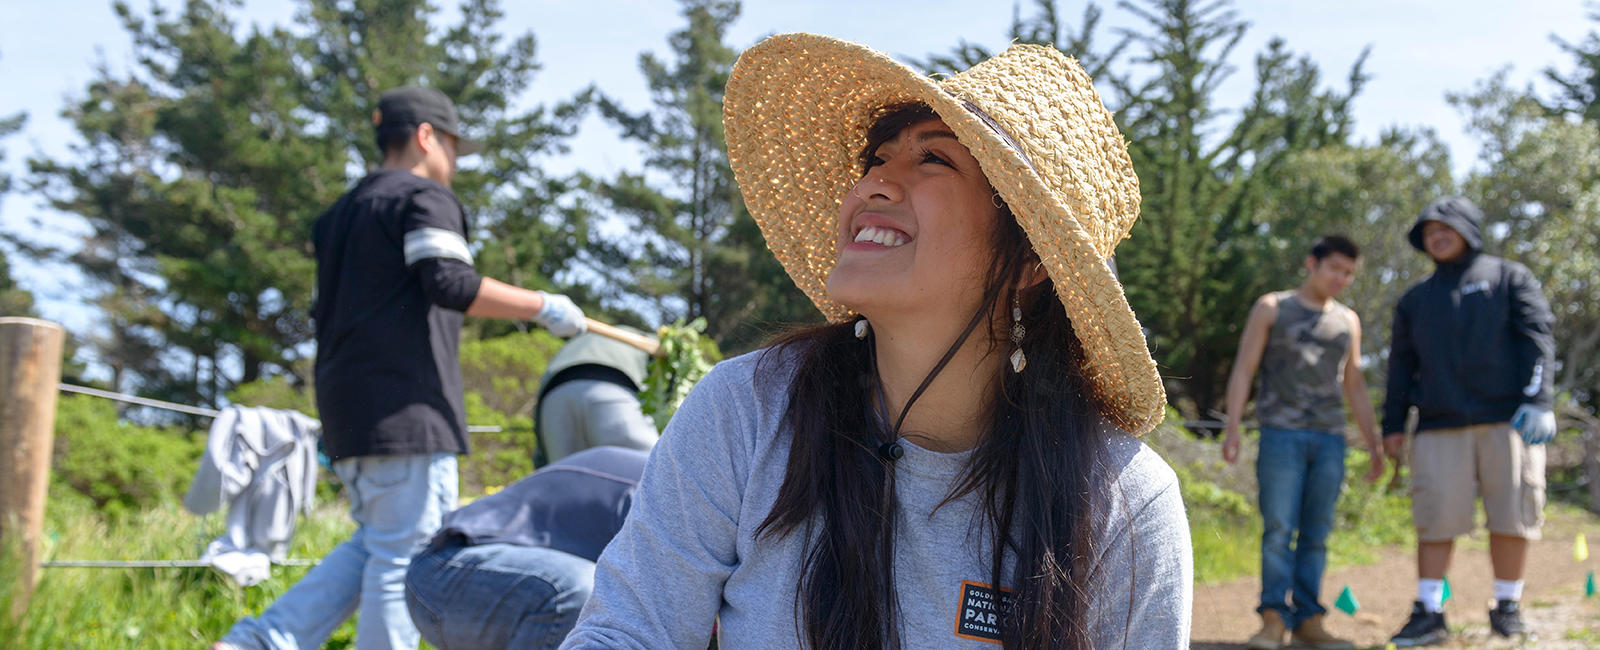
top-left (954, 580), bottom-right (1012, 644)
top-left (1460, 280), bottom-right (1491, 296)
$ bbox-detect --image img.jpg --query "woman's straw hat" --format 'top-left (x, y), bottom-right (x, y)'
top-left (724, 33), bottom-right (1164, 435)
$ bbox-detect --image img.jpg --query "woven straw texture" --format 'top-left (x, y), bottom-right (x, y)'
top-left (723, 33), bottom-right (1164, 435)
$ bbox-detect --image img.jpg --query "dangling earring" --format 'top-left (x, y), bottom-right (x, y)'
top-left (855, 318), bottom-right (870, 340)
top-left (1009, 293), bottom-right (1027, 373)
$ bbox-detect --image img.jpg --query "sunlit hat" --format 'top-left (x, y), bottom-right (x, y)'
top-left (723, 33), bottom-right (1164, 434)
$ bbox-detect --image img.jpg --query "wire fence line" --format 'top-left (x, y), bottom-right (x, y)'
top-left (41, 384), bottom-right (526, 571)
top-left (57, 382), bottom-right (526, 433)
top-left (44, 383), bottom-right (1600, 571)
top-left (40, 559), bottom-right (318, 568)
top-left (62, 381), bottom-right (1242, 434)
top-left (59, 382), bottom-right (222, 418)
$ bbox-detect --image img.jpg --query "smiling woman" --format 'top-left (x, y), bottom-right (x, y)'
top-left (561, 33), bottom-right (1192, 650)
top-left (829, 105), bottom-right (1003, 340)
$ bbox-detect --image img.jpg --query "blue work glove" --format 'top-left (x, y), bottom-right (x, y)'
top-left (532, 291), bottom-right (586, 338)
top-left (1511, 404), bottom-right (1556, 445)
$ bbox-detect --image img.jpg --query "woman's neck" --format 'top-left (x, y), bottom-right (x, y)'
top-left (869, 312), bottom-right (1004, 453)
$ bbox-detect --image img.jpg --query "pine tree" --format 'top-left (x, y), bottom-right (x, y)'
top-left (927, 0), bottom-right (1370, 414)
top-left (0, 95), bottom-right (28, 317)
top-left (1104, 1), bottom-right (1368, 414)
top-left (0, 251), bottom-right (32, 318)
top-left (28, 73), bottom-right (175, 394)
top-left (0, 109), bottom-right (20, 197)
top-left (586, 0), bottom-right (811, 351)
top-left (1455, 72), bottom-right (1600, 410)
top-left (1543, 5), bottom-right (1600, 123)
top-left (916, 0), bottom-right (1127, 79)
top-left (1253, 132), bottom-right (1453, 380)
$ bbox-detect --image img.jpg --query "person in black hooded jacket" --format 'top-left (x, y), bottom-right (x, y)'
top-left (1382, 196), bottom-right (1557, 646)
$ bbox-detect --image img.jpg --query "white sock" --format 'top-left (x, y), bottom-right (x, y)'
top-left (1418, 578), bottom-right (1446, 613)
top-left (1493, 579), bottom-right (1524, 602)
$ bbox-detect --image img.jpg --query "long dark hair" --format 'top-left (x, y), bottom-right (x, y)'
top-left (755, 103), bottom-right (1118, 649)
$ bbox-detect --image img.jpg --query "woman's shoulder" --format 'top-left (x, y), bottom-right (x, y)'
top-left (697, 345), bottom-right (804, 398)
top-left (1097, 427), bottom-right (1182, 518)
top-left (663, 346), bottom-right (804, 450)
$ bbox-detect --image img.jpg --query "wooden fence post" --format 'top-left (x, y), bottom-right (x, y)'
top-left (0, 318), bottom-right (65, 620)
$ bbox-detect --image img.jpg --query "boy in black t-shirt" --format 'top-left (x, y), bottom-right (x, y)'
top-left (217, 86), bottom-right (587, 650)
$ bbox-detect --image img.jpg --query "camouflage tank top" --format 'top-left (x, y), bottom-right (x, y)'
top-left (1256, 291), bottom-right (1352, 432)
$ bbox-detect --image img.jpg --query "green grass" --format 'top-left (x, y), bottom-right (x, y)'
top-left (1565, 625), bottom-right (1600, 644)
top-left (1, 494), bottom-right (359, 649)
top-left (0, 425), bottom-right (1501, 644)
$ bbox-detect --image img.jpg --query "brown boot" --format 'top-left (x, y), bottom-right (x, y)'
top-left (1292, 614), bottom-right (1356, 650)
top-left (1245, 610), bottom-right (1287, 650)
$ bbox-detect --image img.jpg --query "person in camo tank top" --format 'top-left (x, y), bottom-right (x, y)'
top-left (1221, 235), bottom-right (1386, 650)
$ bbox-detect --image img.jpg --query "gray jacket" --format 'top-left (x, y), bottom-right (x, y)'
top-left (184, 406), bottom-right (321, 579)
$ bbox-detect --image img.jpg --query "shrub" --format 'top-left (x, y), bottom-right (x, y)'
top-left (459, 391), bottom-right (537, 496)
top-left (227, 376), bottom-right (317, 415)
top-left (50, 394), bottom-right (205, 518)
top-left (459, 329), bottom-right (564, 417)
top-left (1145, 412), bottom-right (1415, 583)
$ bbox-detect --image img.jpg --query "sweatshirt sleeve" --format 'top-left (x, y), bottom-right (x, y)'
top-left (411, 258), bottom-right (482, 312)
top-left (560, 363), bottom-right (747, 649)
top-left (1507, 263), bottom-right (1556, 408)
top-left (1090, 446), bottom-right (1193, 649)
top-left (1382, 296), bottom-right (1418, 434)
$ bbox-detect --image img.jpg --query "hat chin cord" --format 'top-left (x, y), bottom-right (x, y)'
top-left (866, 257), bottom-right (1016, 461)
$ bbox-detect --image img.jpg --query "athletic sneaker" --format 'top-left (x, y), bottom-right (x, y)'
top-left (1389, 601), bottom-right (1448, 647)
top-left (1488, 599), bottom-right (1526, 637)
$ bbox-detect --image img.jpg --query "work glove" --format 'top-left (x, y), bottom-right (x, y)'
top-left (532, 291), bottom-right (586, 338)
top-left (1511, 404), bottom-right (1556, 445)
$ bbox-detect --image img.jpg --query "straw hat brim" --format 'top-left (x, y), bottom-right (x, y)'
top-left (724, 33), bottom-right (1165, 435)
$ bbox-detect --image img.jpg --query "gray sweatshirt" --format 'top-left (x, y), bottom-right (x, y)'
top-left (562, 350), bottom-right (1192, 649)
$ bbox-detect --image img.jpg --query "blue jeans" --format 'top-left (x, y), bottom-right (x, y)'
top-left (222, 453), bottom-right (458, 650)
top-left (404, 540), bottom-right (595, 650)
top-left (1256, 427), bottom-right (1345, 629)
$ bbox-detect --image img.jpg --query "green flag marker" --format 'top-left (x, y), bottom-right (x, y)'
top-left (1441, 576), bottom-right (1452, 603)
top-left (1334, 585), bottom-right (1359, 616)
top-left (1587, 570), bottom-right (1596, 598)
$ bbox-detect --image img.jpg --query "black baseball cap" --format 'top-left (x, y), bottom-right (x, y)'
top-left (373, 86), bottom-right (482, 155)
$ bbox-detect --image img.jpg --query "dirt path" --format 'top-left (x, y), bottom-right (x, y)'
top-left (1192, 511), bottom-right (1600, 649)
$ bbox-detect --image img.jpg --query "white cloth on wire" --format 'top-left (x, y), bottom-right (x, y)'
top-left (183, 405), bottom-right (321, 586)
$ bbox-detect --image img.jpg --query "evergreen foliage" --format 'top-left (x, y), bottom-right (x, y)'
top-left (585, 0), bottom-right (813, 352)
top-left (1454, 73), bottom-right (1600, 408)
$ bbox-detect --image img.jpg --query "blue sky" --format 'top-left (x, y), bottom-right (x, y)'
top-left (1, 0), bottom-right (1592, 349)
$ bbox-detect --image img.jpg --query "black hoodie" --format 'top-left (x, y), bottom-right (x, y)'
top-left (1382, 197), bottom-right (1556, 435)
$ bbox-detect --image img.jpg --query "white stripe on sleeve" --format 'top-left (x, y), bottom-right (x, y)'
top-left (1523, 361), bottom-right (1543, 397)
top-left (403, 227), bottom-right (475, 266)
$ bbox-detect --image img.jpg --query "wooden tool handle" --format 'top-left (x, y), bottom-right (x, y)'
top-left (585, 318), bottom-right (663, 357)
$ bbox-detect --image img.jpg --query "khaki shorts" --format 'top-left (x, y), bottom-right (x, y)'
top-left (1408, 423), bottom-right (1545, 541)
